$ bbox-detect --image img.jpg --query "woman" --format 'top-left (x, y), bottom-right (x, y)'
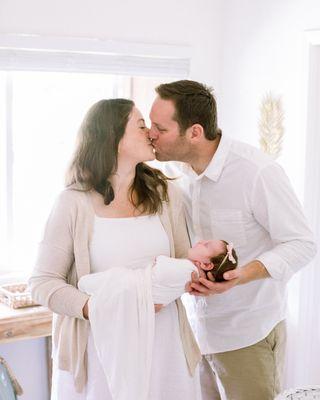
top-left (29, 99), bottom-right (201, 399)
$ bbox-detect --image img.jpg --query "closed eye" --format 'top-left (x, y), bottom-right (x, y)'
top-left (152, 123), bottom-right (167, 132)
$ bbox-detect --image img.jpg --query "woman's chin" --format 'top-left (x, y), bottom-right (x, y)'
top-left (145, 150), bottom-right (156, 161)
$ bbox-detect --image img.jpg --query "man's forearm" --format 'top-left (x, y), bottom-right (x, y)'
top-left (237, 260), bottom-right (270, 285)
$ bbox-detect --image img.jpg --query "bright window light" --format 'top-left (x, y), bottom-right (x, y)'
top-left (0, 71), bottom-right (167, 274)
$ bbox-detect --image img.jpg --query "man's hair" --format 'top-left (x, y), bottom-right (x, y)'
top-left (155, 80), bottom-right (221, 140)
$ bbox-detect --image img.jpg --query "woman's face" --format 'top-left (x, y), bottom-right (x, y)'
top-left (118, 107), bottom-right (155, 164)
top-left (188, 240), bottom-right (226, 263)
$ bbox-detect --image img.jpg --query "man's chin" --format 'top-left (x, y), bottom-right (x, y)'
top-left (154, 151), bottom-right (171, 162)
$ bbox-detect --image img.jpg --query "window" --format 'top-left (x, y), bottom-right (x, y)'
top-left (0, 70), bottom-right (177, 273)
top-left (0, 36), bottom-right (190, 274)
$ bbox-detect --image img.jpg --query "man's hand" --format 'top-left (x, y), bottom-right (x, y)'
top-left (189, 268), bottom-right (242, 296)
top-left (185, 268), bottom-right (204, 293)
top-left (187, 260), bottom-right (270, 296)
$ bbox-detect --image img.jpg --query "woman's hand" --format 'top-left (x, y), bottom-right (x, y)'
top-left (154, 304), bottom-right (164, 313)
top-left (82, 300), bottom-right (89, 320)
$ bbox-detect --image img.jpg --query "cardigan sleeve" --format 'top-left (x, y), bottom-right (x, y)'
top-left (167, 181), bottom-right (191, 259)
top-left (29, 190), bottom-right (89, 319)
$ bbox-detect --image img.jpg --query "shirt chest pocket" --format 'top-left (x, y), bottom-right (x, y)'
top-left (210, 209), bottom-right (247, 247)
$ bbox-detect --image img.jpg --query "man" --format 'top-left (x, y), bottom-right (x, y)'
top-left (149, 80), bottom-right (316, 400)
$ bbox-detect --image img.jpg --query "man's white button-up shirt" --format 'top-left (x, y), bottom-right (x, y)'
top-left (171, 134), bottom-right (316, 354)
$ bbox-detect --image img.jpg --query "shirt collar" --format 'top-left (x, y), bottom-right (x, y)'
top-left (182, 134), bottom-right (232, 182)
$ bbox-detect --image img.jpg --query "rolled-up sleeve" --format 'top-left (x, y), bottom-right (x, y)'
top-left (251, 163), bottom-right (317, 282)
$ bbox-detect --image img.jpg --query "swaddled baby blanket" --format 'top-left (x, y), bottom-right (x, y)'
top-left (78, 256), bottom-right (197, 400)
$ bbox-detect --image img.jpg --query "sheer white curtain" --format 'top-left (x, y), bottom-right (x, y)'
top-left (285, 43), bottom-right (320, 388)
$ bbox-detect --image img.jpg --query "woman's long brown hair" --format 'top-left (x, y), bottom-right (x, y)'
top-left (66, 98), bottom-right (169, 214)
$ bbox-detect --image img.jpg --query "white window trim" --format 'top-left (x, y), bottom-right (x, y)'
top-left (0, 33), bottom-right (191, 77)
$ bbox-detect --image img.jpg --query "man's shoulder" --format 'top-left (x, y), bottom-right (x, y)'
top-left (228, 138), bottom-right (275, 170)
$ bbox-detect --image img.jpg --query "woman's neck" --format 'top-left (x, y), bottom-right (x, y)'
top-left (109, 161), bottom-right (137, 198)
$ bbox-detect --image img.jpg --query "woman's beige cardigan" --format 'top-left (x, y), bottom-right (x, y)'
top-left (29, 182), bottom-right (201, 392)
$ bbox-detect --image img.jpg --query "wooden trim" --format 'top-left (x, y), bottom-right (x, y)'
top-left (0, 303), bottom-right (52, 344)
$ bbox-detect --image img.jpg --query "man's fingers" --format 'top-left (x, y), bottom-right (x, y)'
top-left (223, 269), bottom-right (240, 280)
top-left (207, 271), bottom-right (215, 282)
top-left (198, 268), bottom-right (206, 278)
top-left (191, 271), bottom-right (199, 282)
top-left (198, 278), bottom-right (216, 289)
top-left (185, 282), bottom-right (192, 292)
top-left (190, 282), bottom-right (210, 295)
top-left (198, 278), bottom-right (237, 294)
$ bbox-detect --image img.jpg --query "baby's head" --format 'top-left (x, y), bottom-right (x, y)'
top-left (188, 240), bottom-right (238, 282)
top-left (188, 240), bottom-right (226, 263)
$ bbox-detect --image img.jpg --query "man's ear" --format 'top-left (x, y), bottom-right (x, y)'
top-left (187, 124), bottom-right (204, 141)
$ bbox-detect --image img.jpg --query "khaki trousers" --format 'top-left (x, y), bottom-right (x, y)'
top-left (200, 320), bottom-right (286, 400)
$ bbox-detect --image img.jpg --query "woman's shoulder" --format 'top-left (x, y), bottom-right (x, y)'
top-left (52, 187), bottom-right (89, 214)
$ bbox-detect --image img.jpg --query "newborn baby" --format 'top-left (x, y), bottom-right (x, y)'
top-left (79, 239), bottom-right (238, 307)
top-left (188, 239), bottom-right (238, 282)
top-left (151, 239), bottom-right (238, 305)
top-left (76, 240), bottom-right (237, 400)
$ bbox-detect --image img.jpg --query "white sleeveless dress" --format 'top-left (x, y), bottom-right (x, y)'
top-left (51, 214), bottom-right (201, 400)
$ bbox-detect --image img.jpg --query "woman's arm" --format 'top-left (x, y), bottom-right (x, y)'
top-left (29, 191), bottom-right (89, 319)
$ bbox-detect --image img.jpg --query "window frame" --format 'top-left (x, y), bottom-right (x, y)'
top-left (0, 34), bottom-right (190, 280)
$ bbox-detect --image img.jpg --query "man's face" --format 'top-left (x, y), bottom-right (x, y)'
top-left (149, 97), bottom-right (190, 162)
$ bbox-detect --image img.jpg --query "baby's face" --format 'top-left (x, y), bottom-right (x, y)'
top-left (188, 240), bottom-right (226, 263)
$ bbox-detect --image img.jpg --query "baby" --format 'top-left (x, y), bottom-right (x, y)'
top-left (78, 239), bottom-right (238, 307)
top-left (151, 239), bottom-right (238, 306)
top-left (188, 239), bottom-right (238, 282)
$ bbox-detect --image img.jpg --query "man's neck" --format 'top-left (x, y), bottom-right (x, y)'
top-left (189, 135), bottom-right (221, 175)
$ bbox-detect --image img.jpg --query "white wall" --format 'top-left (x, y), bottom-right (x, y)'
top-left (0, 0), bottom-right (222, 88)
top-left (216, 0), bottom-right (320, 198)
top-left (215, 1), bottom-right (320, 388)
top-left (0, 338), bottom-right (49, 399)
top-left (0, 1), bottom-right (222, 399)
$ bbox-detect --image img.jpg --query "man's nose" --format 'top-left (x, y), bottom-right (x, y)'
top-left (148, 127), bottom-right (158, 140)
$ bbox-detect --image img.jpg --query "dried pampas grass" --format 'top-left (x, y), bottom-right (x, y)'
top-left (259, 93), bottom-right (284, 159)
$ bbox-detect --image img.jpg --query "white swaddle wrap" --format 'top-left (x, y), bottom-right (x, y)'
top-left (151, 255), bottom-right (197, 305)
top-left (78, 256), bottom-right (197, 400)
